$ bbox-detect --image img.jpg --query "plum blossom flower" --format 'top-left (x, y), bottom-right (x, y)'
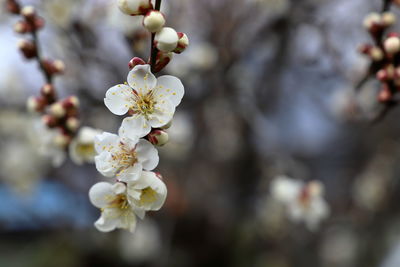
top-left (69, 127), bottom-right (102, 165)
top-left (271, 175), bottom-right (330, 231)
top-left (127, 171), bottom-right (167, 219)
top-left (94, 130), bottom-right (159, 181)
top-left (104, 64), bottom-right (184, 138)
top-left (89, 182), bottom-right (137, 233)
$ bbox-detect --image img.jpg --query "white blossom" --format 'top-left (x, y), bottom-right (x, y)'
top-left (271, 175), bottom-right (329, 231)
top-left (69, 126), bottom-right (102, 165)
top-left (126, 171), bottom-right (167, 219)
top-left (104, 64), bottom-right (184, 137)
top-left (35, 121), bottom-right (66, 167)
top-left (154, 27), bottom-right (179, 52)
top-left (94, 130), bottom-right (159, 182)
top-left (117, 0), bottom-right (152, 16)
top-left (89, 182), bottom-right (137, 233)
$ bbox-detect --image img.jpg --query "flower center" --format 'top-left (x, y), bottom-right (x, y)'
top-left (109, 194), bottom-right (130, 210)
top-left (132, 91), bottom-right (156, 118)
top-left (139, 187), bottom-right (157, 205)
top-left (112, 143), bottom-right (138, 175)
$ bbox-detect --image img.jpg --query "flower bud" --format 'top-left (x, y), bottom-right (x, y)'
top-left (155, 27), bottom-right (179, 52)
top-left (117, 0), bottom-right (153, 16)
top-left (49, 102), bottom-right (66, 118)
top-left (143, 11), bottom-right (165, 33)
top-left (173, 33), bottom-right (189, 54)
top-left (53, 133), bottom-right (70, 148)
top-left (42, 59), bottom-right (65, 75)
top-left (370, 47), bottom-right (384, 61)
top-left (363, 12), bottom-right (381, 30)
top-left (26, 96), bottom-right (45, 113)
top-left (33, 16), bottom-right (45, 31)
top-left (21, 5), bottom-right (36, 20)
top-left (40, 83), bottom-right (56, 102)
top-left (128, 57), bottom-right (146, 69)
top-left (17, 39), bottom-right (37, 59)
top-left (6, 0), bottom-right (20, 14)
top-left (62, 96), bottom-right (80, 109)
top-left (14, 21), bottom-right (31, 34)
top-left (154, 51), bottom-right (173, 72)
top-left (66, 117), bottom-right (80, 132)
top-left (378, 85), bottom-right (392, 102)
top-left (42, 114), bottom-right (58, 128)
top-left (147, 129), bottom-right (169, 146)
top-left (384, 36), bottom-right (400, 54)
top-left (382, 12), bottom-right (396, 27)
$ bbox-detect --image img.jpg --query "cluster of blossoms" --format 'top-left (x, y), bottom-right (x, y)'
top-left (6, 0), bottom-right (100, 166)
top-left (270, 176), bottom-right (329, 231)
top-left (89, 0), bottom-right (188, 233)
top-left (359, 1), bottom-right (400, 105)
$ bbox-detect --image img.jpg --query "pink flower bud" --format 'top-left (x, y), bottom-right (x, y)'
top-left (42, 114), bottom-right (58, 128)
top-left (147, 129), bottom-right (169, 146)
top-left (14, 21), bottom-right (31, 34)
top-left (128, 57), bottom-right (146, 69)
top-left (42, 59), bottom-right (65, 75)
top-left (117, 0), bottom-right (153, 16)
top-left (143, 10), bottom-right (165, 33)
top-left (155, 27), bottom-right (179, 52)
top-left (369, 47), bottom-right (384, 61)
top-left (62, 96), bottom-right (80, 109)
top-left (17, 39), bottom-right (37, 59)
top-left (378, 85), bottom-right (392, 102)
top-left (49, 102), bottom-right (66, 118)
top-left (173, 32), bottom-right (189, 54)
top-left (381, 12), bottom-right (396, 27)
top-left (363, 12), bottom-right (381, 30)
top-left (40, 83), bottom-right (56, 102)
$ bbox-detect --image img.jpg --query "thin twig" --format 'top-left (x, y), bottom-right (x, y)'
top-left (150, 0), bottom-right (162, 72)
top-left (31, 25), bottom-right (52, 83)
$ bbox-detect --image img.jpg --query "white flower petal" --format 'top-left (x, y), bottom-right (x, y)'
top-left (128, 171), bottom-right (167, 211)
top-left (136, 139), bottom-right (159, 170)
top-left (127, 65), bottom-right (156, 95)
top-left (89, 182), bottom-right (115, 208)
top-left (120, 116), bottom-right (152, 138)
top-left (133, 208), bottom-right (146, 220)
top-left (94, 215), bottom-right (118, 232)
top-left (155, 75), bottom-right (184, 106)
top-left (94, 132), bottom-right (120, 154)
top-left (149, 99), bottom-right (175, 128)
top-left (104, 84), bottom-right (133, 115)
top-left (95, 152), bottom-right (117, 177)
top-left (118, 163), bottom-right (143, 183)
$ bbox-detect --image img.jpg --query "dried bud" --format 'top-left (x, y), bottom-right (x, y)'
top-left (21, 5), bottom-right (36, 20)
top-left (14, 21), bottom-right (31, 34)
top-left (384, 36), bottom-right (400, 54)
top-left (382, 12), bottom-right (396, 27)
top-left (363, 12), bottom-right (381, 30)
top-left (155, 27), bottom-right (179, 52)
top-left (6, 0), bottom-right (20, 14)
top-left (173, 32), bottom-right (189, 54)
top-left (17, 39), bottom-right (37, 59)
top-left (42, 114), bottom-right (58, 128)
top-left (66, 117), bottom-right (80, 132)
top-left (117, 0), bottom-right (153, 16)
top-left (143, 10), bottom-right (165, 33)
top-left (147, 129), bottom-right (169, 146)
top-left (26, 96), bottom-right (45, 113)
top-left (154, 51), bottom-right (173, 72)
top-left (128, 57), bottom-right (146, 69)
top-left (49, 102), bottom-right (66, 118)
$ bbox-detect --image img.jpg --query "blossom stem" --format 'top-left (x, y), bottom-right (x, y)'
top-left (150, 0), bottom-right (162, 72)
top-left (31, 29), bottom-right (53, 84)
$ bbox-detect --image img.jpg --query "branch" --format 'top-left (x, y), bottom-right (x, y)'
top-left (150, 0), bottom-right (162, 72)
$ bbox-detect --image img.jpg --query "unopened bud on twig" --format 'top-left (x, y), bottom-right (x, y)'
top-left (155, 27), bottom-right (179, 52)
top-left (6, 0), bottom-right (21, 14)
top-left (147, 129), bottom-right (169, 146)
top-left (66, 117), bottom-right (80, 132)
top-left (49, 102), bottom-right (66, 118)
top-left (42, 59), bottom-right (65, 75)
top-left (154, 51), bottom-right (173, 72)
top-left (143, 10), bottom-right (165, 33)
top-left (21, 5), bottom-right (36, 20)
top-left (174, 33), bottom-right (189, 54)
top-left (384, 36), bottom-right (400, 54)
top-left (128, 57), bottom-right (146, 69)
top-left (382, 12), bottom-right (396, 27)
top-left (17, 39), bottom-right (37, 59)
top-left (26, 96), bottom-right (45, 113)
top-left (117, 0), bottom-right (153, 16)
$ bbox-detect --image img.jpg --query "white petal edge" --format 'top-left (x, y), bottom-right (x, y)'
top-left (104, 84), bottom-right (133, 115)
top-left (127, 64), bottom-right (156, 95)
top-left (155, 75), bottom-right (184, 107)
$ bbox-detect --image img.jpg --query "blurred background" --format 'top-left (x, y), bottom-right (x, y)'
top-left (2, 0), bottom-right (400, 266)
